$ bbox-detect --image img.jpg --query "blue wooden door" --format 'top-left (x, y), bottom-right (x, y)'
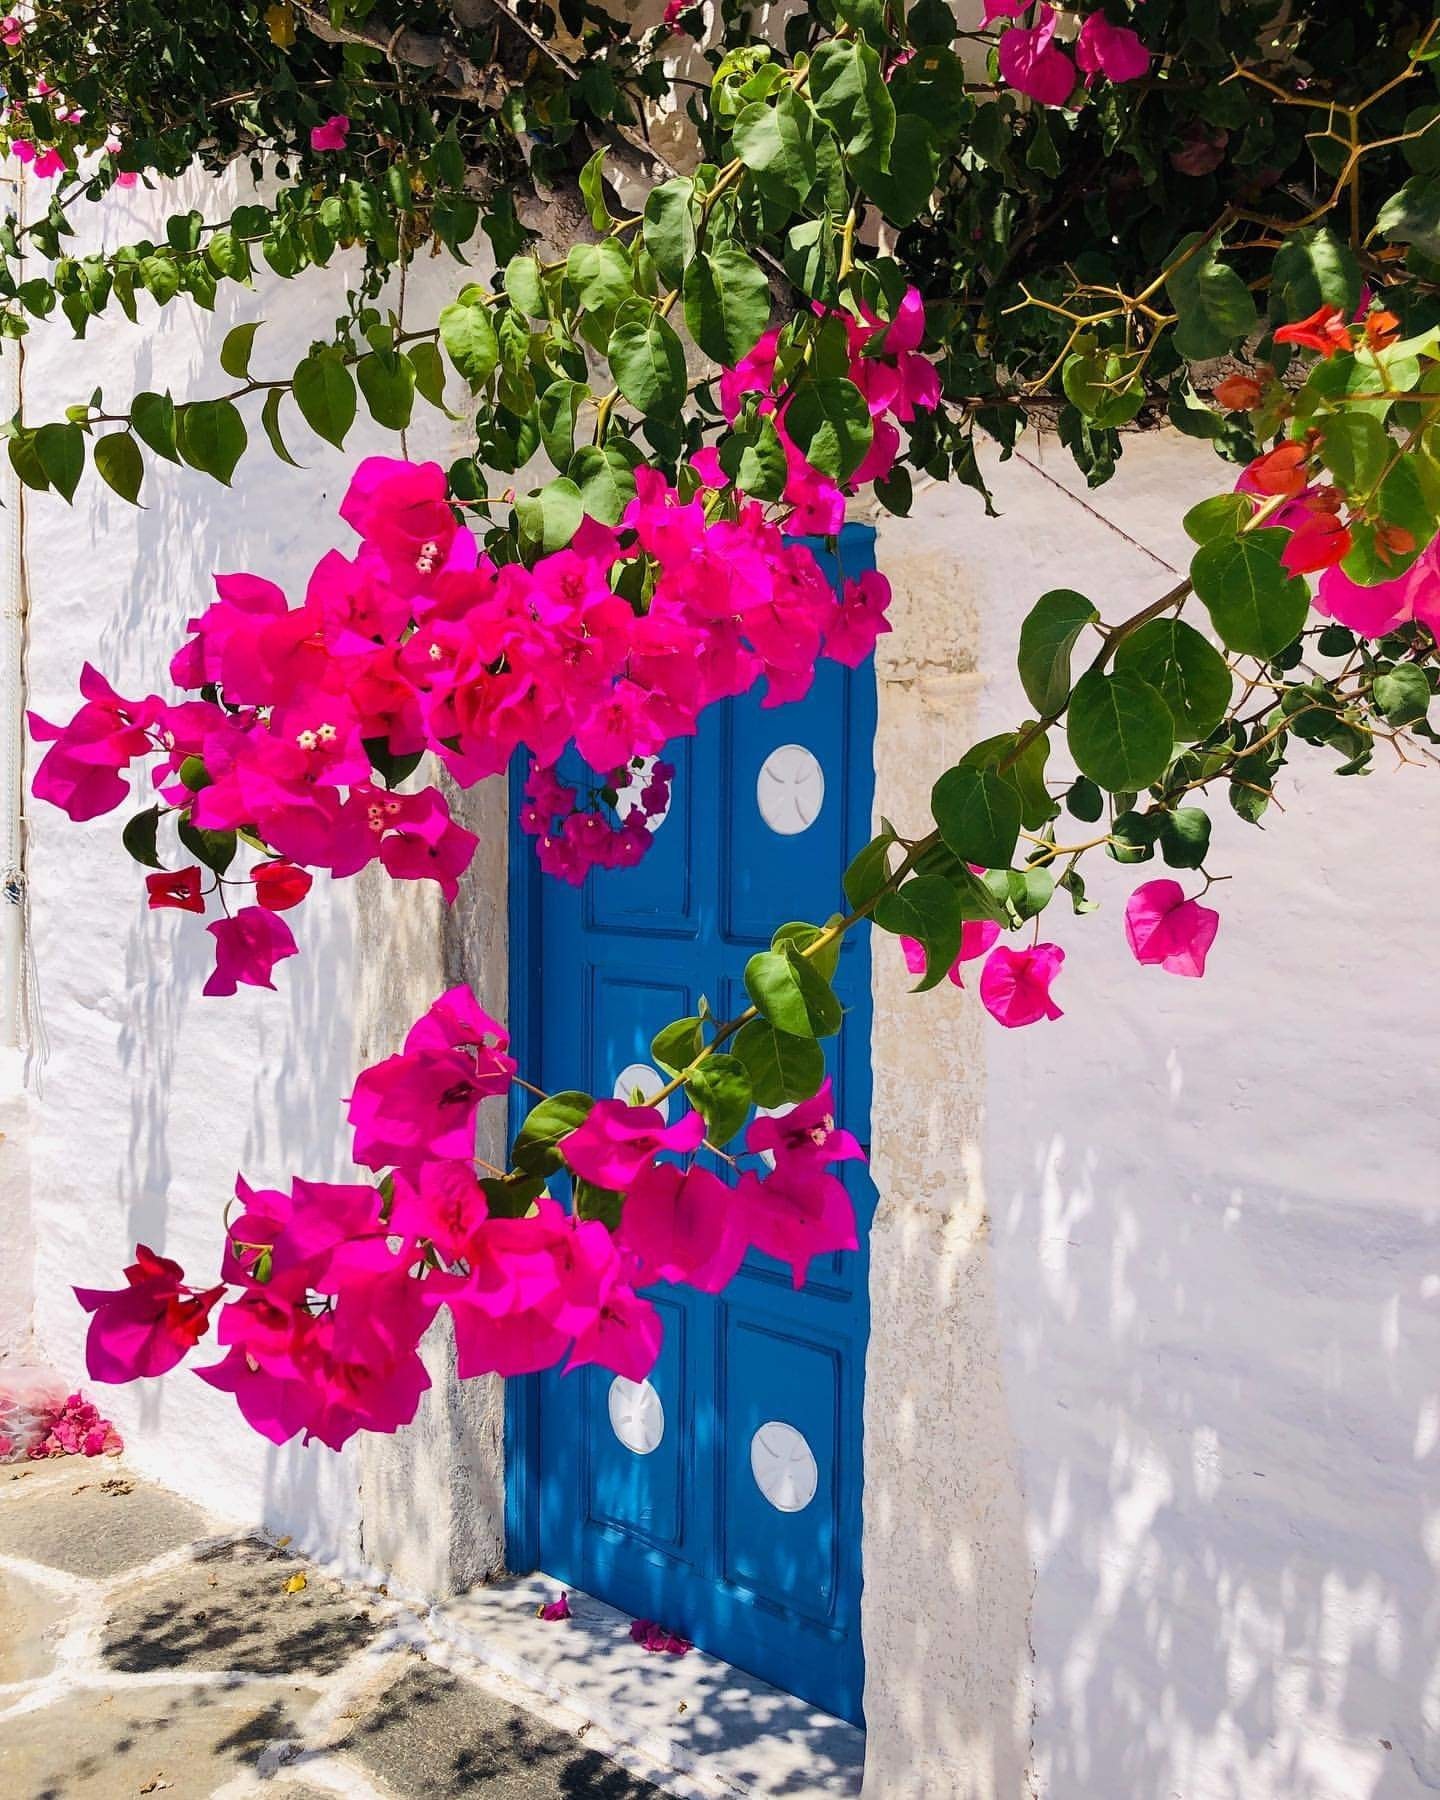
top-left (508, 527), bottom-right (877, 1726)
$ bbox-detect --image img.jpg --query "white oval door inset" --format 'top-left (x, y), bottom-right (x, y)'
top-left (613, 1062), bottom-right (669, 1120)
top-left (609, 1377), bottom-right (665, 1455)
top-left (750, 1420), bottom-right (819, 1512)
top-left (757, 744), bottom-right (825, 835)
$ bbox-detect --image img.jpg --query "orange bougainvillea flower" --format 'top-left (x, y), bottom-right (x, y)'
top-left (1246, 440), bottom-right (1310, 498)
top-left (1363, 309), bottom-right (1402, 350)
top-left (1282, 510), bottom-right (1352, 575)
top-left (1274, 304), bottom-right (1354, 358)
top-left (1375, 522), bottom-right (1417, 567)
top-left (1214, 373), bottom-right (1263, 412)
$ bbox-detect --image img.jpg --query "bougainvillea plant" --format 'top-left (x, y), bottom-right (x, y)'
top-left (15, 1), bottom-right (1440, 1445)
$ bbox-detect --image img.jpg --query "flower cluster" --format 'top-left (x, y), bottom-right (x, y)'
top-left (712, 287), bottom-right (939, 535)
top-left (985, 3), bottom-right (1150, 109)
top-left (0, 1378), bottom-right (122, 1461)
top-left (74, 987), bottom-right (868, 1451)
top-left (30, 452), bottom-right (899, 988)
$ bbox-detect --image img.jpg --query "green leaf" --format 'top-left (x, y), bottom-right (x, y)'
top-left (1062, 346), bottom-right (1145, 428)
top-left (1067, 668), bottom-right (1176, 792)
top-left (1270, 226), bottom-right (1361, 322)
top-left (956, 729), bottom-right (1055, 832)
top-left (503, 254), bottom-right (547, 319)
top-left (1377, 174), bottom-right (1440, 259)
top-left (1191, 529), bottom-right (1311, 659)
top-left (93, 431), bottom-right (144, 503)
top-left (1166, 233), bottom-right (1257, 360)
top-left (718, 414), bottom-right (787, 499)
top-left (1373, 662), bottom-right (1432, 726)
top-left (408, 341), bottom-right (448, 412)
top-left (292, 351), bottom-right (356, 449)
top-left (744, 947), bottom-right (842, 1038)
top-left (651, 1015), bottom-right (703, 1076)
top-left (608, 312), bottom-right (687, 418)
top-left (1114, 618), bottom-right (1232, 741)
top-left (569, 445), bottom-right (637, 525)
top-left (784, 375), bottom-right (872, 480)
top-left (479, 1171), bottom-right (548, 1219)
top-left (176, 816), bottom-right (236, 875)
top-left (1321, 411), bottom-right (1389, 496)
top-left (1017, 588), bottom-right (1099, 716)
top-left (852, 112), bottom-right (941, 226)
top-left (121, 805), bottom-right (164, 869)
top-left (642, 178), bottom-right (697, 288)
top-left (872, 875), bottom-right (962, 992)
top-left (513, 1089), bottom-right (595, 1175)
top-left (931, 765), bottom-right (1021, 870)
top-left (178, 399), bottom-right (247, 484)
top-left (732, 90), bottom-right (817, 206)
top-left (131, 390), bottom-right (180, 463)
top-left (1066, 775), bottom-right (1104, 822)
top-left (260, 387), bottom-right (302, 468)
top-left (569, 239), bottom-right (634, 316)
top-left (808, 38), bottom-right (896, 167)
top-left (686, 1053), bottom-right (753, 1146)
top-left (1159, 806), bottom-right (1212, 869)
top-left (35, 422), bottom-right (84, 502)
top-left (578, 147), bottom-right (613, 231)
top-left (138, 252), bottom-right (180, 306)
top-left (771, 918), bottom-right (842, 983)
top-left (438, 297), bottom-right (500, 387)
top-left (219, 320), bottom-right (261, 380)
top-left (539, 380), bottom-right (587, 470)
top-left (731, 1017), bottom-right (826, 1107)
top-left (515, 476), bottom-right (583, 552)
top-left (1183, 492), bottom-right (1251, 546)
top-left (684, 245), bottom-right (771, 365)
top-left (357, 352), bottom-right (416, 430)
top-left (842, 829), bottom-right (897, 911)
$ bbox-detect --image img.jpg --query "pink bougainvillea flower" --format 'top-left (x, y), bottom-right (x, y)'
top-left (9, 138), bottom-right (35, 163)
top-left (747, 1078), bottom-right (864, 1174)
top-left (979, 943), bottom-right (1065, 1027)
top-left (900, 917), bottom-right (1002, 988)
top-left (538, 1591), bottom-right (572, 1621)
top-left (203, 906), bottom-right (298, 997)
top-left (631, 1619), bottom-right (692, 1655)
top-left (252, 859), bottom-right (313, 911)
top-left (566, 1283), bottom-right (664, 1383)
top-left (1074, 13), bottom-right (1151, 84)
top-left (1315, 532), bottom-right (1440, 639)
top-left (31, 148), bottom-right (66, 179)
top-left (74, 1246), bottom-right (223, 1383)
top-left (734, 1163), bottom-right (858, 1290)
top-left (1, 16), bottom-right (24, 46)
top-left (560, 1099), bottom-right (705, 1189)
top-left (388, 1160), bottom-right (488, 1263)
top-left (310, 114), bottom-right (350, 152)
top-left (1124, 879), bottom-right (1219, 978)
top-left (146, 867), bottom-right (206, 914)
top-left (824, 570), bottom-right (894, 667)
top-left (28, 663), bottom-right (156, 821)
top-left (998, 10), bottom-right (1076, 108)
top-left (339, 456), bottom-right (457, 587)
top-left (981, 0), bottom-right (1029, 18)
top-left (618, 1159), bottom-right (747, 1292)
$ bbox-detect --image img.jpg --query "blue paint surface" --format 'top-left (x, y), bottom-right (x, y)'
top-left (506, 526), bottom-right (877, 1725)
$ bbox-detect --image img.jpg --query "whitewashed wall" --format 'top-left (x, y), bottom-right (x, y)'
top-left (871, 434), bottom-right (1440, 1800)
top-left (16, 165), bottom-right (467, 1564)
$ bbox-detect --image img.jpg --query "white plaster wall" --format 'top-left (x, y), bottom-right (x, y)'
top-left (875, 432), bottom-right (1440, 1799)
top-left (20, 166), bottom-right (472, 1563)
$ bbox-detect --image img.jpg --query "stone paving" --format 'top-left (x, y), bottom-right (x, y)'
top-left (0, 1457), bottom-right (673, 1800)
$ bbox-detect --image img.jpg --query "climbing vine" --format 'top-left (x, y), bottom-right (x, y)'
top-left (20, 1), bottom-right (1440, 1443)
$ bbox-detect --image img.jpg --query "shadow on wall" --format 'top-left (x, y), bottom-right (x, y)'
top-left (986, 814), bottom-right (1440, 1800)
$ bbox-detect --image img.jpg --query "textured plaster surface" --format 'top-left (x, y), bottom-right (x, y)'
top-left (877, 432), bottom-right (1440, 1799)
top-left (20, 164), bottom-right (472, 1568)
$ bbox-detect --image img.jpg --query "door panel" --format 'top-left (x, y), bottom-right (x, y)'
top-left (512, 527), bottom-right (877, 1725)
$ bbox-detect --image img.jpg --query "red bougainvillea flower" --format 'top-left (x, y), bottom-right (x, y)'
top-left (1214, 374), bottom-right (1263, 412)
top-left (1124, 879), bottom-right (1220, 978)
top-left (204, 906), bottom-right (298, 997)
top-left (252, 859), bottom-right (313, 911)
top-left (74, 1246), bottom-right (223, 1383)
top-left (998, 8), bottom-right (1076, 108)
top-left (1364, 309), bottom-right (1402, 351)
top-left (310, 114), bottom-right (350, 152)
top-left (146, 867), bottom-right (206, 913)
top-left (1074, 12), bottom-right (1150, 84)
top-left (1281, 507), bottom-right (1352, 576)
top-left (1245, 441), bottom-right (1310, 500)
top-left (1274, 304), bottom-right (1354, 357)
top-left (560, 1099), bottom-right (705, 1190)
top-left (979, 943), bottom-right (1065, 1027)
